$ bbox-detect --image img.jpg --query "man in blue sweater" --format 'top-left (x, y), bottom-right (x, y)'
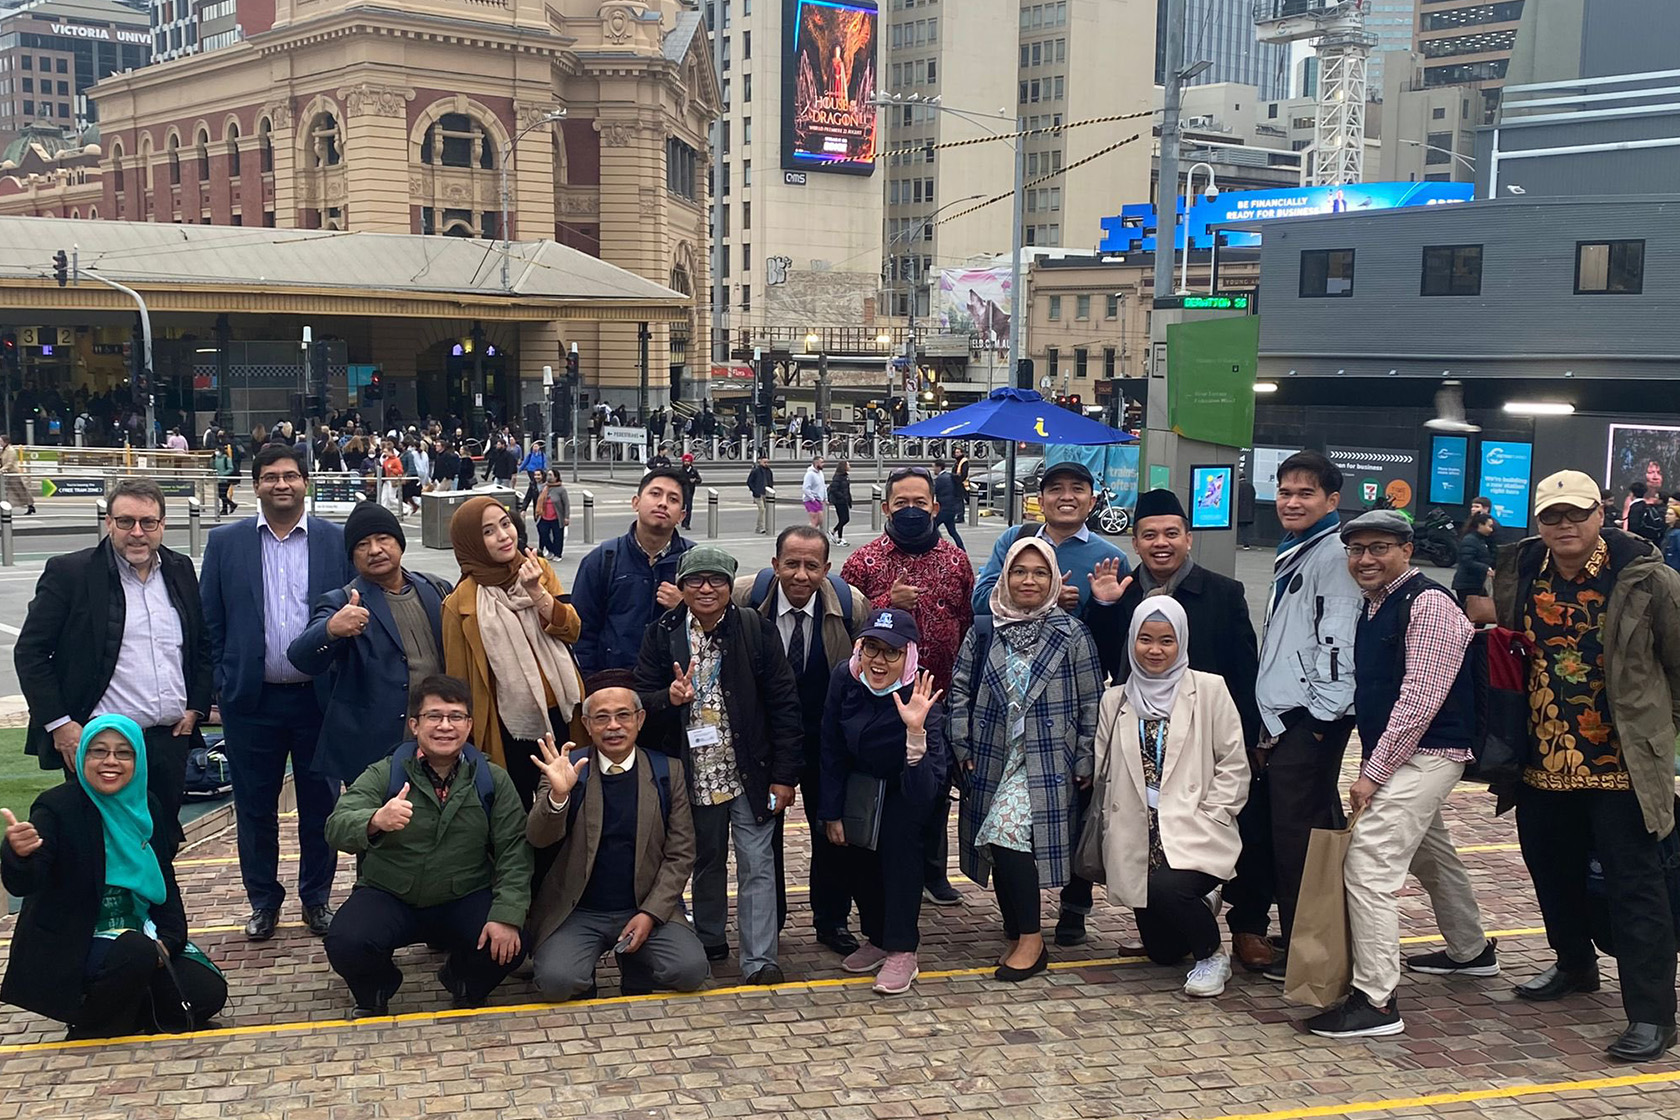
top-left (972, 460), bottom-right (1131, 621)
top-left (519, 441), bottom-right (548, 513)
top-left (571, 468), bottom-right (693, 674)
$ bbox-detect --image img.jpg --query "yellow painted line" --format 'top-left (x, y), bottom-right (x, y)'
top-left (1190, 1069), bottom-right (1680, 1120)
top-left (1458, 842), bottom-right (1520, 853)
top-left (0, 926), bottom-right (1555, 1054)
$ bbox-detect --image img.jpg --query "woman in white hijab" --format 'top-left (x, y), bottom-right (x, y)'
top-left (1094, 594), bottom-right (1250, 998)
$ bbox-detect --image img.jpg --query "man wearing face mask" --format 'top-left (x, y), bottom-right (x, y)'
top-left (841, 467), bottom-right (975, 906)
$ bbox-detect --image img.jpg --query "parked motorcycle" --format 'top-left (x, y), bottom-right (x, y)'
top-left (1088, 487), bottom-right (1132, 536)
top-left (1413, 507), bottom-right (1459, 569)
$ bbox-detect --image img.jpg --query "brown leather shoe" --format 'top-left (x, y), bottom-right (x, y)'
top-left (1233, 932), bottom-right (1277, 973)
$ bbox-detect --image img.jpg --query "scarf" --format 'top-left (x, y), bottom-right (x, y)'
top-left (76, 714), bottom-right (167, 907)
top-left (1123, 595), bottom-right (1190, 720)
top-left (988, 535), bottom-right (1064, 652)
top-left (849, 639), bottom-right (920, 695)
top-left (449, 495), bottom-right (524, 590)
top-left (476, 578), bottom-right (584, 740)
top-left (885, 506), bottom-right (941, 554)
top-left (1137, 554), bottom-right (1196, 596)
top-left (1269, 510), bottom-right (1340, 621)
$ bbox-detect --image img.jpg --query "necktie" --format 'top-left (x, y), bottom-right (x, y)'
top-left (788, 609), bottom-right (807, 674)
top-left (607, 763), bottom-right (625, 776)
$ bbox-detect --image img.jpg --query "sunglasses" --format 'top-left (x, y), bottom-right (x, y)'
top-left (1537, 504), bottom-right (1596, 526)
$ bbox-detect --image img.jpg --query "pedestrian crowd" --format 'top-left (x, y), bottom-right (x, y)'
top-left (4, 444), bottom-right (1679, 1066)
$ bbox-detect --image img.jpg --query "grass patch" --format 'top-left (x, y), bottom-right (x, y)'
top-left (0, 728), bottom-right (65, 818)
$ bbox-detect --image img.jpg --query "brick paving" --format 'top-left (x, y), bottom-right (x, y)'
top-left (2, 767), bottom-right (1679, 1120)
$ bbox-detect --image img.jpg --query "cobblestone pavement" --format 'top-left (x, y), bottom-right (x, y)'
top-left (2, 762), bottom-right (1679, 1120)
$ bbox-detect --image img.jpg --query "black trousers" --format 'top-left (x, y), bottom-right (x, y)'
top-left (1225, 769), bottom-right (1276, 938)
top-left (849, 782), bottom-right (931, 952)
top-left (923, 773), bottom-right (955, 889)
top-left (773, 764), bottom-right (854, 933)
top-left (990, 845), bottom-right (1042, 938)
top-left (324, 886), bottom-right (524, 1009)
top-left (1517, 785), bottom-right (1678, 1027)
top-left (498, 708), bottom-right (569, 812)
top-left (1269, 713), bottom-right (1353, 947)
top-left (1136, 867), bottom-right (1222, 966)
top-left (1060, 785), bottom-right (1097, 916)
top-left (936, 510), bottom-right (965, 550)
top-left (73, 930), bottom-right (227, 1038)
top-left (833, 504), bottom-right (851, 538)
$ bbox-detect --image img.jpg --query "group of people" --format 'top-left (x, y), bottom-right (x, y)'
top-left (3, 445), bottom-right (1678, 1068)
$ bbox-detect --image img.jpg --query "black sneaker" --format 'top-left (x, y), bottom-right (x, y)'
top-left (1405, 938), bottom-right (1499, 978)
top-left (1306, 989), bottom-right (1404, 1038)
top-left (1053, 910), bottom-right (1088, 947)
top-left (1263, 953), bottom-right (1288, 983)
top-left (923, 882), bottom-right (963, 907)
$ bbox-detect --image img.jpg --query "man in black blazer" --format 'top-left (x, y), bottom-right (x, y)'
top-left (1088, 488), bottom-right (1270, 970)
top-left (14, 477), bottom-right (211, 837)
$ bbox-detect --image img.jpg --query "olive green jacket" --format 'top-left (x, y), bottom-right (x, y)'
top-left (324, 749), bottom-right (534, 927)
top-left (1493, 528), bottom-right (1680, 837)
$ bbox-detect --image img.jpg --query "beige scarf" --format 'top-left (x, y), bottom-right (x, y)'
top-left (475, 581), bottom-right (583, 740)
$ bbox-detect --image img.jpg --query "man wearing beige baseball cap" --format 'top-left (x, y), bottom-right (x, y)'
top-left (1491, 468), bottom-right (1680, 1062)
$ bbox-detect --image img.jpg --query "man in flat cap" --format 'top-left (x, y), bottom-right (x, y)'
top-left (1492, 470), bottom-right (1680, 1062)
top-left (1306, 509), bottom-right (1493, 1040)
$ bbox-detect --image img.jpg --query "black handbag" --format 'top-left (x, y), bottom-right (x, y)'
top-left (840, 773), bottom-right (887, 851)
top-left (145, 946), bottom-right (196, 1035)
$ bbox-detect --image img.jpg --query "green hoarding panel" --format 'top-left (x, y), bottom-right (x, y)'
top-left (1166, 316), bottom-right (1258, 449)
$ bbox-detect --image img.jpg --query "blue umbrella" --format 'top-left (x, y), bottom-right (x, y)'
top-left (895, 387), bottom-right (1137, 444)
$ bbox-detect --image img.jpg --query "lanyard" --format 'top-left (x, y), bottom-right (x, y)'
top-left (1139, 719), bottom-right (1166, 778)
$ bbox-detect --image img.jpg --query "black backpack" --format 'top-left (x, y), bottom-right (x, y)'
top-left (183, 734), bottom-right (232, 801)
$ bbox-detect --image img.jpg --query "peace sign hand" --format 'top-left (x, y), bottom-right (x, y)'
top-left (669, 659), bottom-right (697, 707)
top-left (1, 808), bottom-right (41, 858)
top-left (1088, 558), bottom-right (1132, 606)
top-left (532, 733), bottom-right (589, 800)
top-left (892, 670), bottom-right (945, 732)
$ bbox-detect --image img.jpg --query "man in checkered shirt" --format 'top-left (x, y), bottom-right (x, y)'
top-left (1307, 509), bottom-right (1495, 1040)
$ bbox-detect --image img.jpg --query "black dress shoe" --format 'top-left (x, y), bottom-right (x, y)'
top-left (303, 903), bottom-right (336, 937)
top-left (704, 942), bottom-right (730, 962)
top-left (244, 908), bottom-right (280, 941)
top-left (816, 927), bottom-right (861, 956)
top-left (1514, 964), bottom-right (1600, 1001)
top-left (349, 1002), bottom-right (389, 1020)
top-left (995, 946), bottom-right (1049, 983)
top-left (743, 964), bottom-right (786, 986)
top-left (1053, 910), bottom-right (1088, 947)
top-left (1607, 1022), bottom-right (1677, 1062)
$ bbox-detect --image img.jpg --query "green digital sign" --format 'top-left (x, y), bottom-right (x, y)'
top-left (1181, 294), bottom-right (1250, 310)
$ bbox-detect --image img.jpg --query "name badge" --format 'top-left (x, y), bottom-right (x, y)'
top-left (1146, 786), bottom-right (1160, 810)
top-left (687, 724), bottom-right (721, 749)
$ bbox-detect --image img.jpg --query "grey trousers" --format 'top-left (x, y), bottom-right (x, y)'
top-left (692, 793), bottom-right (781, 975)
top-left (531, 907), bottom-right (710, 1000)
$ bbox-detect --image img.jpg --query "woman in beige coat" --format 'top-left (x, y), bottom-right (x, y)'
top-left (1095, 595), bottom-right (1249, 998)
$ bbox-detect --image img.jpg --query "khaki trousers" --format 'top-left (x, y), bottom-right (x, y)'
top-left (1345, 752), bottom-right (1487, 1005)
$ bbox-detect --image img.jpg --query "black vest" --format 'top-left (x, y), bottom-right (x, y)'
top-left (1353, 574), bottom-right (1476, 759)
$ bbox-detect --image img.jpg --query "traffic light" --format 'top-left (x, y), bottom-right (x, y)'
top-left (1016, 357), bottom-right (1034, 389)
top-left (52, 249), bottom-right (68, 288)
top-left (1066, 394), bottom-right (1082, 413)
top-left (0, 332), bottom-right (16, 369)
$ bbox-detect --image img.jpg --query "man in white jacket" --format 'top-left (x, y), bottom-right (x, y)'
top-left (802, 455), bottom-right (827, 530)
top-left (1253, 450), bottom-right (1363, 981)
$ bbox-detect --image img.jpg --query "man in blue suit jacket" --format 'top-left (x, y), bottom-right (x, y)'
top-left (288, 502), bottom-right (452, 785)
top-left (200, 443), bottom-right (350, 942)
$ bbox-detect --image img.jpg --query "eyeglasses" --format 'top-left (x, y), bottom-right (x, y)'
top-left (681, 573), bottom-right (732, 589)
top-left (586, 709), bottom-right (639, 727)
top-left (859, 642), bottom-right (905, 664)
top-left (1342, 542), bottom-right (1403, 559)
top-left (85, 746), bottom-right (137, 763)
top-left (1538, 504), bottom-right (1596, 526)
top-left (417, 710), bottom-right (470, 726)
top-left (258, 471), bottom-right (305, 485)
top-left (111, 516), bottom-right (162, 532)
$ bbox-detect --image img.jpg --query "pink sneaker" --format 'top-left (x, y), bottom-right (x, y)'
top-left (872, 952), bottom-right (919, 995)
top-left (842, 944), bottom-right (891, 973)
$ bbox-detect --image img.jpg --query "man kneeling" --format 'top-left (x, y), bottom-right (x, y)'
top-left (323, 674), bottom-right (532, 1017)
top-left (526, 671), bottom-right (707, 1000)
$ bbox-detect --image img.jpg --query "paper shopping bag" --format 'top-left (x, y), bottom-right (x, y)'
top-left (1282, 813), bottom-right (1359, 1009)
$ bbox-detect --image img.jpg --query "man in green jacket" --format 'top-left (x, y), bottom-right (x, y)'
top-left (1493, 470), bottom-right (1680, 1063)
top-left (323, 674), bottom-right (533, 1017)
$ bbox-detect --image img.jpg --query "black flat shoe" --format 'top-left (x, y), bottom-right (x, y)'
top-left (1607, 1022), bottom-right (1677, 1062)
top-left (704, 943), bottom-right (730, 962)
top-left (303, 903), bottom-right (335, 937)
top-left (816, 927), bottom-right (861, 956)
top-left (1514, 964), bottom-right (1599, 1001)
top-left (244, 907), bottom-right (279, 941)
top-left (995, 946), bottom-right (1049, 983)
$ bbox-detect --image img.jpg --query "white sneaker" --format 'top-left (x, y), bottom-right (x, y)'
top-left (1183, 952), bottom-right (1232, 998)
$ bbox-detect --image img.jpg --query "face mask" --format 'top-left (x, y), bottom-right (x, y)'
top-left (885, 506), bottom-right (940, 554)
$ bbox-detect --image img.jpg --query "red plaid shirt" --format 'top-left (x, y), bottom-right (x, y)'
top-left (841, 535), bottom-right (975, 693)
top-left (1360, 568), bottom-right (1475, 784)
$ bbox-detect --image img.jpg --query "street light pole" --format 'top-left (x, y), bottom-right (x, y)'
top-left (499, 110), bottom-right (567, 294)
top-left (1179, 161), bottom-right (1217, 294)
top-left (81, 268), bottom-right (156, 448)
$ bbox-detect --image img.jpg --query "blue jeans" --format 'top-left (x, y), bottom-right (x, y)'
top-left (221, 682), bottom-right (340, 912)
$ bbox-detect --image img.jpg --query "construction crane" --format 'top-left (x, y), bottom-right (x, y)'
top-left (1253, 0), bottom-right (1377, 185)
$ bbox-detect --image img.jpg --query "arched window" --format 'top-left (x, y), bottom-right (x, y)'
top-left (227, 122), bottom-right (240, 177)
top-left (306, 112), bottom-right (341, 168)
top-left (110, 140), bottom-right (125, 193)
top-left (167, 134), bottom-right (181, 185)
top-left (258, 118), bottom-right (273, 173)
top-left (419, 113), bottom-right (495, 169)
top-left (70, 208), bottom-right (80, 219)
top-left (88, 205), bottom-right (98, 219)
top-left (196, 129), bottom-right (210, 181)
top-left (139, 134), bottom-right (154, 190)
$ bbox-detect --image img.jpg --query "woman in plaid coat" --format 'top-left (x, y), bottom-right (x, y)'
top-left (950, 537), bottom-right (1103, 983)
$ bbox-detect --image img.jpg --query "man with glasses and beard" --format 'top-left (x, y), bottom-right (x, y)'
top-left (842, 467), bottom-right (975, 906)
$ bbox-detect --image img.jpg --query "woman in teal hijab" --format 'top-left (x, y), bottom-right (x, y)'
top-left (1, 715), bottom-right (227, 1038)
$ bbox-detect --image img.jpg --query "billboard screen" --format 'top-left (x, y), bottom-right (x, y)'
top-left (936, 267), bottom-right (1012, 356)
top-left (783, 0), bottom-right (878, 175)
top-left (1606, 424), bottom-right (1680, 519)
top-left (1099, 182), bottom-right (1475, 254)
top-left (1480, 441), bottom-right (1534, 528)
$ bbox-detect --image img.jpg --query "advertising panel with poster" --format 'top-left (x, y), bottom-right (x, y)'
top-left (936, 267), bottom-right (1012, 357)
top-left (783, 0), bottom-right (879, 175)
top-left (1326, 445), bottom-right (1418, 512)
top-left (1606, 424), bottom-right (1680, 522)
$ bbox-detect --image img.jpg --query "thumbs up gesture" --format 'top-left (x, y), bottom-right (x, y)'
top-left (328, 588), bottom-right (370, 639)
top-left (2, 808), bottom-right (41, 858)
top-left (369, 782), bottom-right (414, 835)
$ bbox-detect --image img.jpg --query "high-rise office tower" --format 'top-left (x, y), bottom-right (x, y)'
top-left (1157, 0), bottom-right (1288, 102)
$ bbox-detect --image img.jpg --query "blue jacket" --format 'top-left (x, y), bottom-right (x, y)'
top-left (1665, 527), bottom-right (1680, 574)
top-left (520, 450), bottom-right (547, 475)
top-left (972, 523), bottom-right (1130, 615)
top-left (200, 515), bottom-right (349, 715)
top-left (286, 571), bottom-right (452, 783)
top-left (571, 523), bottom-right (693, 674)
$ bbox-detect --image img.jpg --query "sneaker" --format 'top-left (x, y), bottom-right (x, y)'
top-left (842, 944), bottom-right (892, 973)
top-left (923, 882), bottom-right (963, 907)
top-left (1183, 952), bottom-right (1232, 998)
top-left (1263, 953), bottom-right (1288, 983)
top-left (1405, 938), bottom-right (1499, 978)
top-left (1306, 988), bottom-right (1405, 1038)
top-left (873, 952), bottom-right (919, 995)
top-left (1053, 909), bottom-right (1088, 947)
